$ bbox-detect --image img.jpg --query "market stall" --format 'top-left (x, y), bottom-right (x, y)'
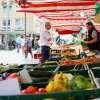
top-left (0, 0), bottom-right (100, 99)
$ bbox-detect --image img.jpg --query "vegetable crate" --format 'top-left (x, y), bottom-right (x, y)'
top-left (0, 68), bottom-right (100, 100)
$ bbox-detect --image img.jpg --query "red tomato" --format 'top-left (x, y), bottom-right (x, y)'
top-left (7, 73), bottom-right (18, 78)
top-left (38, 88), bottom-right (47, 93)
top-left (35, 91), bottom-right (40, 94)
top-left (6, 73), bottom-right (21, 82)
top-left (21, 89), bottom-right (27, 94)
top-left (26, 86), bottom-right (37, 94)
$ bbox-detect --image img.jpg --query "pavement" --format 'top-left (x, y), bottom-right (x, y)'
top-left (0, 49), bottom-right (39, 65)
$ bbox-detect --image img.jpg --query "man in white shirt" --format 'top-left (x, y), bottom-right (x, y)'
top-left (40, 22), bottom-right (52, 63)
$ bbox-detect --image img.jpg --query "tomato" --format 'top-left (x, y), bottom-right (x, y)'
top-left (26, 86), bottom-right (37, 94)
top-left (6, 73), bottom-right (20, 82)
top-left (21, 89), bottom-right (27, 94)
top-left (35, 91), bottom-right (40, 94)
top-left (7, 73), bottom-right (18, 78)
top-left (38, 88), bottom-right (47, 93)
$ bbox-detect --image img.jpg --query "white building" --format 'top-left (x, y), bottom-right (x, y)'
top-left (0, 0), bottom-right (35, 49)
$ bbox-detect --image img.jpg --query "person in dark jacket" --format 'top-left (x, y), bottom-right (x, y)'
top-left (25, 35), bottom-right (33, 58)
top-left (84, 22), bottom-right (100, 51)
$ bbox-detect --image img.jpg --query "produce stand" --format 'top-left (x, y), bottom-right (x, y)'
top-left (1, 0), bottom-right (100, 99)
top-left (0, 53), bottom-right (100, 99)
top-left (0, 68), bottom-right (100, 100)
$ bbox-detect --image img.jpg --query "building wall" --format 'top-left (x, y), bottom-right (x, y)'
top-left (0, 0), bottom-right (33, 33)
top-left (0, 0), bottom-right (35, 46)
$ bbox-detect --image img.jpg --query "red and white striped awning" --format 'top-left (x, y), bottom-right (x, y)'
top-left (16, 0), bottom-right (98, 12)
top-left (15, 0), bottom-right (99, 34)
top-left (53, 24), bottom-right (80, 34)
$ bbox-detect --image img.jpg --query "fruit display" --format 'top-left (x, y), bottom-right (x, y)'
top-left (46, 72), bottom-right (70, 92)
top-left (21, 85), bottom-right (47, 94)
top-left (61, 49), bottom-right (76, 56)
top-left (46, 72), bottom-right (94, 93)
top-left (0, 66), bottom-right (100, 100)
top-left (60, 56), bottom-right (95, 66)
top-left (70, 75), bottom-right (94, 90)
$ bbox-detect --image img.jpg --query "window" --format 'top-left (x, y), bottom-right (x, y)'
top-left (2, 1), bottom-right (13, 11)
top-left (2, 19), bottom-right (11, 30)
top-left (8, 20), bottom-right (11, 26)
top-left (2, 20), bottom-right (6, 27)
top-left (15, 19), bottom-right (24, 30)
top-left (2, 1), bottom-right (7, 10)
top-left (2, 19), bottom-right (11, 26)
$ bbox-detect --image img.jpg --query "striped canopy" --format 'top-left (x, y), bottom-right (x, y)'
top-left (16, 0), bottom-right (98, 12)
top-left (16, 0), bottom-right (100, 34)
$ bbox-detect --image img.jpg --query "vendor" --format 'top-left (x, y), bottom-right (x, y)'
top-left (84, 22), bottom-right (100, 51)
top-left (40, 22), bottom-right (52, 63)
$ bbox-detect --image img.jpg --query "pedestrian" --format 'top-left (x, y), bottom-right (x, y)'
top-left (32, 37), bottom-right (34, 50)
top-left (15, 35), bottom-right (21, 53)
top-left (12, 40), bottom-right (16, 49)
top-left (84, 21), bottom-right (100, 52)
top-left (25, 35), bottom-right (33, 58)
top-left (20, 34), bottom-right (25, 54)
top-left (40, 22), bottom-right (52, 63)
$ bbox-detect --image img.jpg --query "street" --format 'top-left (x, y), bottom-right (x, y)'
top-left (0, 49), bottom-right (39, 65)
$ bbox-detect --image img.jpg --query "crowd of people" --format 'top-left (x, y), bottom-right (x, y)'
top-left (11, 22), bottom-right (52, 63)
top-left (15, 34), bottom-right (34, 58)
top-left (7, 21), bottom-right (100, 63)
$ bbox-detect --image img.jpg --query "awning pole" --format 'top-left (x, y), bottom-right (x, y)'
top-left (24, 12), bottom-right (27, 38)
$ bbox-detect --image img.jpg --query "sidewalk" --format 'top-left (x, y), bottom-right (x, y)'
top-left (0, 49), bottom-right (39, 65)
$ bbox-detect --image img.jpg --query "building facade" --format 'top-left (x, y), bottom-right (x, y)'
top-left (0, 0), bottom-right (34, 49)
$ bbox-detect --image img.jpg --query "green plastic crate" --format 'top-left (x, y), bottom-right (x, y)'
top-left (2, 64), bottom-right (38, 73)
top-left (88, 63), bottom-right (100, 68)
top-left (19, 68), bottom-right (100, 99)
top-left (17, 64), bottom-right (38, 68)
top-left (59, 63), bottom-right (100, 72)
top-left (5, 64), bottom-right (57, 73)
top-left (48, 56), bottom-right (61, 62)
top-left (59, 64), bottom-right (88, 72)
top-left (33, 66), bottom-right (57, 72)
top-left (91, 68), bottom-right (100, 78)
top-left (0, 88), bottom-right (100, 100)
